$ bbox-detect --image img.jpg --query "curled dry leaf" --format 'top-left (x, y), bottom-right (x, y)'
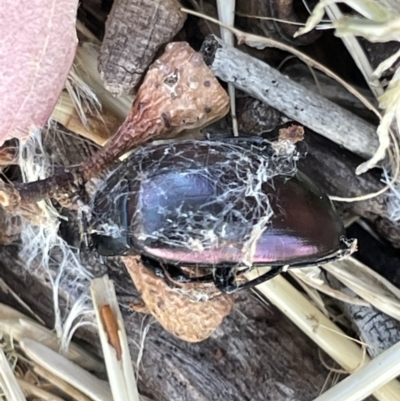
top-left (0, 0), bottom-right (79, 145)
top-left (123, 256), bottom-right (234, 342)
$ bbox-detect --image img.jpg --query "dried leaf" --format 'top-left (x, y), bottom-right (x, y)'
top-left (0, 0), bottom-right (79, 145)
top-left (123, 256), bottom-right (234, 342)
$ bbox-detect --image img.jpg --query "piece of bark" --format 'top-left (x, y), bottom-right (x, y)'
top-left (99, 0), bottom-right (186, 96)
top-left (0, 246), bottom-right (332, 401)
top-left (200, 35), bottom-right (379, 161)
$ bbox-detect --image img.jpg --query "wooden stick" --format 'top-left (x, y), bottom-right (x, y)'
top-left (200, 35), bottom-right (379, 160)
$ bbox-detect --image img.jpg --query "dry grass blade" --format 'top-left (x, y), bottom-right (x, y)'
top-left (0, 346), bottom-right (26, 401)
top-left (312, 340), bottom-right (400, 401)
top-left (324, 258), bottom-right (400, 321)
top-left (76, 20), bottom-right (101, 45)
top-left (17, 379), bottom-right (65, 401)
top-left (0, 318), bottom-right (103, 372)
top-left (51, 41), bottom-right (134, 147)
top-left (289, 272), bottom-right (330, 315)
top-left (290, 268), bottom-right (371, 307)
top-left (0, 303), bottom-right (36, 322)
top-left (90, 275), bottom-right (141, 401)
top-left (325, 4), bottom-right (384, 99)
top-left (52, 91), bottom-right (120, 146)
top-left (247, 272), bottom-right (400, 401)
top-left (216, 0), bottom-right (239, 136)
top-left (294, 0), bottom-right (400, 176)
top-left (33, 365), bottom-right (93, 401)
top-left (19, 338), bottom-right (112, 401)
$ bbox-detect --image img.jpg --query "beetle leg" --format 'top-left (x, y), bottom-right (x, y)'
top-left (163, 264), bottom-right (216, 285)
top-left (141, 256), bottom-right (215, 286)
top-left (140, 256), bottom-right (168, 280)
top-left (158, 262), bottom-right (215, 284)
top-left (163, 264), bottom-right (197, 284)
top-left (214, 266), bottom-right (231, 291)
top-left (216, 265), bottom-right (285, 294)
top-left (213, 266), bottom-right (245, 294)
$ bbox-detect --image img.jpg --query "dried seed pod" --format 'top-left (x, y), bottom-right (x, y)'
top-left (123, 256), bottom-right (234, 342)
top-left (99, 0), bottom-right (187, 96)
top-left (80, 41), bottom-right (230, 181)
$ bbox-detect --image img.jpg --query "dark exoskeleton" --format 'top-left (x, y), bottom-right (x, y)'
top-left (90, 138), bottom-right (356, 294)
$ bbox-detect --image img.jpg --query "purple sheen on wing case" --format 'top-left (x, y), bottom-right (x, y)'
top-left (91, 140), bottom-right (345, 266)
top-left (132, 172), bottom-right (343, 266)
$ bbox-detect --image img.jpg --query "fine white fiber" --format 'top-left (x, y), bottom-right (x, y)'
top-left (17, 128), bottom-right (94, 352)
top-left (383, 168), bottom-right (400, 222)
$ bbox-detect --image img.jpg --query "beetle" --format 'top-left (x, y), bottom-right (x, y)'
top-left (89, 138), bottom-right (356, 294)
